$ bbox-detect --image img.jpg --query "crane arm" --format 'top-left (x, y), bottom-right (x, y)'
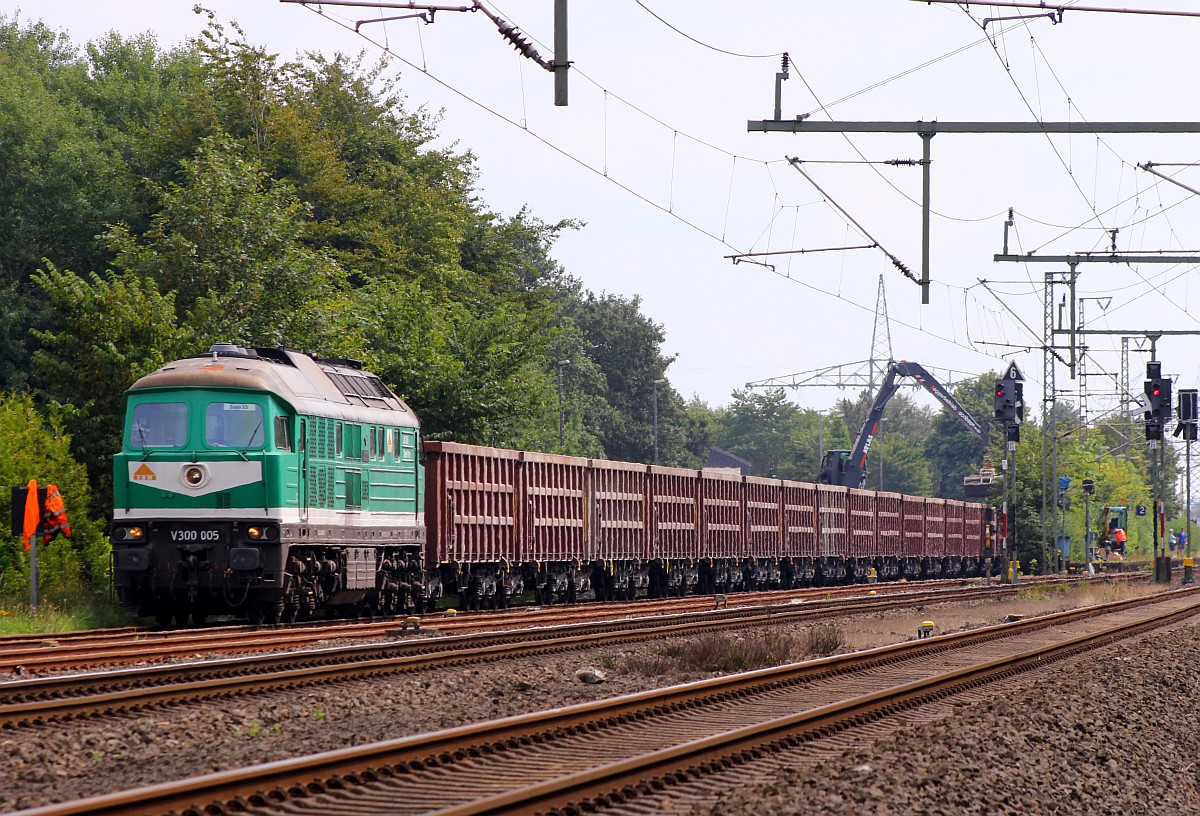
top-left (893, 361), bottom-right (985, 439)
top-left (824, 360), bottom-right (984, 488)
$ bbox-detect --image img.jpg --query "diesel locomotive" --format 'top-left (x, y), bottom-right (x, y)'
top-left (109, 344), bottom-right (993, 625)
top-left (111, 344), bottom-right (429, 625)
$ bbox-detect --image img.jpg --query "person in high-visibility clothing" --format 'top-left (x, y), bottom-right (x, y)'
top-left (41, 484), bottom-right (71, 544)
top-left (1114, 527), bottom-right (1128, 556)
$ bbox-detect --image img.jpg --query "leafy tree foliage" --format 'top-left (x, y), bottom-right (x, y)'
top-left (0, 9), bottom-right (1179, 598)
top-left (0, 393), bottom-right (107, 600)
top-left (925, 376), bottom-right (995, 499)
top-left (565, 292), bottom-right (681, 463)
top-left (714, 389), bottom-right (810, 480)
top-left (32, 263), bottom-right (189, 514)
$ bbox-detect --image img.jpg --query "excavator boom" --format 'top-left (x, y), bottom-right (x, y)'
top-left (819, 360), bottom-right (984, 488)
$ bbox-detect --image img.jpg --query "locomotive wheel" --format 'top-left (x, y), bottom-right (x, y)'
top-left (282, 589), bottom-right (299, 623)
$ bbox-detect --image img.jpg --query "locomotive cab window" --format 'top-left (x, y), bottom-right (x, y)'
top-left (205, 402), bottom-right (265, 449)
top-left (274, 416), bottom-right (292, 451)
top-left (129, 402), bottom-right (189, 448)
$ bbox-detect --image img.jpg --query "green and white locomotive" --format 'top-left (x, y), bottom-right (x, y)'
top-left (110, 344), bottom-right (433, 625)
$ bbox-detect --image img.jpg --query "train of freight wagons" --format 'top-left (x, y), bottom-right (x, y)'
top-left (109, 345), bottom-right (993, 625)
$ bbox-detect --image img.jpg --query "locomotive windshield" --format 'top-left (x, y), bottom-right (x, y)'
top-left (205, 402), bottom-right (265, 449)
top-left (129, 402), bottom-right (188, 448)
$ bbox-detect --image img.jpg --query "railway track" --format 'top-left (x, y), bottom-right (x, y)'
top-left (0, 574), bottom-right (1141, 674)
top-left (0, 581), bottom-right (1046, 726)
top-left (11, 585), bottom-right (1199, 816)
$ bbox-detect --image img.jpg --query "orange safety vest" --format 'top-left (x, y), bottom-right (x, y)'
top-left (21, 479), bottom-right (38, 551)
top-left (41, 484), bottom-right (71, 545)
top-left (1114, 528), bottom-right (1127, 544)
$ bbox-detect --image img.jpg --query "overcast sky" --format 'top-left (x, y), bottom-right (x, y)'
top-left (11, 1), bottom-right (1200, 420)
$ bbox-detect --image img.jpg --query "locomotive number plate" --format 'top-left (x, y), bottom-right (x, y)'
top-left (168, 526), bottom-right (226, 544)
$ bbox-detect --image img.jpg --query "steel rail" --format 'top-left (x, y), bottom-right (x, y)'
top-left (443, 596), bottom-right (1200, 816)
top-left (0, 573), bottom-right (1139, 672)
top-left (0, 584), bottom-right (1029, 724)
top-left (10, 587), bottom-right (1198, 816)
top-left (0, 580), bottom-right (973, 670)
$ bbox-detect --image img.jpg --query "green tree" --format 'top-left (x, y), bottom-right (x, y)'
top-left (567, 292), bottom-right (680, 463)
top-left (108, 133), bottom-right (349, 349)
top-left (0, 393), bottom-right (108, 597)
top-left (681, 397), bottom-right (720, 469)
top-left (925, 375), bottom-right (994, 499)
top-left (716, 388), bottom-right (808, 479)
top-left (866, 433), bottom-right (933, 495)
top-left (0, 17), bottom-right (148, 392)
top-left (355, 277), bottom-right (557, 448)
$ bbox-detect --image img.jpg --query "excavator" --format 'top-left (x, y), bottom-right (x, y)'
top-left (818, 360), bottom-right (985, 488)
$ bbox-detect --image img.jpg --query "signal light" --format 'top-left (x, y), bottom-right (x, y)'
top-left (994, 377), bottom-right (1019, 423)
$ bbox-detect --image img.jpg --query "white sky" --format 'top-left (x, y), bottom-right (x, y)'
top-left (10, 1), bottom-right (1200, 418)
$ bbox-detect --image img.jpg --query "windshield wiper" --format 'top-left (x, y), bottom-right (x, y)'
top-left (238, 418), bottom-right (264, 459)
top-left (136, 423), bottom-right (155, 461)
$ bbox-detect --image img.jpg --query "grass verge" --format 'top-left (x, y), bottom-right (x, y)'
top-left (0, 591), bottom-right (130, 634)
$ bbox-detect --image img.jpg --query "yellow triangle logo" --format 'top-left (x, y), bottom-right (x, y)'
top-left (133, 464), bottom-right (156, 481)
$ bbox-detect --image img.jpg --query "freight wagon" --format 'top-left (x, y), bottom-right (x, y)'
top-left (109, 345), bottom-right (993, 625)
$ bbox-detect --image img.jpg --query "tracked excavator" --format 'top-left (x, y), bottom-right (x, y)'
top-left (818, 360), bottom-right (984, 488)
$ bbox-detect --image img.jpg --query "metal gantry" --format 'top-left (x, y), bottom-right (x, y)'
top-left (746, 117), bottom-right (1200, 303)
top-left (994, 250), bottom-right (1200, 572)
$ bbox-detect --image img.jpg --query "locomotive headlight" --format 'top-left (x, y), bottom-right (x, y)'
top-left (247, 525), bottom-right (279, 541)
top-left (183, 465), bottom-right (207, 488)
top-left (112, 526), bottom-right (145, 542)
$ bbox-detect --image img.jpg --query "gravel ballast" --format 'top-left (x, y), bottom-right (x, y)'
top-left (689, 622), bottom-right (1200, 816)
top-left (1, 584), bottom-right (1193, 813)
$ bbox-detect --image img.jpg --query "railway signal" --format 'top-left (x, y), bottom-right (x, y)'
top-left (1144, 361), bottom-right (1172, 441)
top-left (993, 379), bottom-right (1013, 421)
top-left (1176, 389), bottom-right (1198, 441)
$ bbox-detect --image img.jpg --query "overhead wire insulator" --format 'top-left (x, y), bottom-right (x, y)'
top-left (888, 254), bottom-right (918, 283)
top-left (495, 17), bottom-right (553, 70)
